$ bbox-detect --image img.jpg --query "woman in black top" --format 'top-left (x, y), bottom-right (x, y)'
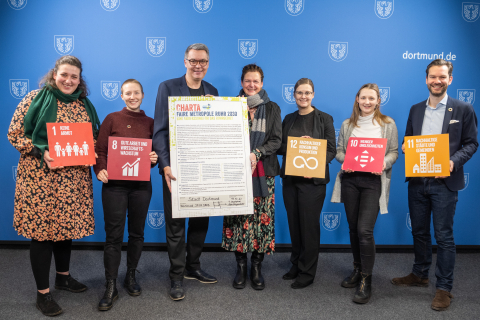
top-left (278, 78), bottom-right (336, 289)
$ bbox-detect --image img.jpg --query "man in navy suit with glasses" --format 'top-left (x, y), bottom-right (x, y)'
top-left (153, 43), bottom-right (219, 301)
top-left (392, 59), bottom-right (478, 311)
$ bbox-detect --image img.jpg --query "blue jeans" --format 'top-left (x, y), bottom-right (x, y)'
top-left (408, 178), bottom-right (458, 292)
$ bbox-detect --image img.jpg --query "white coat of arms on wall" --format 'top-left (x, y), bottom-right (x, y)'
top-left (101, 81), bottom-right (121, 101)
top-left (8, 0), bottom-right (27, 10)
top-left (147, 210), bottom-right (165, 229)
top-left (379, 87), bottom-right (390, 106)
top-left (457, 89), bottom-right (475, 105)
top-left (54, 35), bottom-right (74, 55)
top-left (282, 84), bottom-right (296, 104)
top-left (238, 39), bottom-right (258, 59)
top-left (194, 0), bottom-right (213, 13)
top-left (9, 79), bottom-right (29, 99)
top-left (100, 0), bottom-right (120, 11)
top-left (146, 37), bottom-right (166, 57)
top-left (322, 212), bottom-right (341, 231)
top-left (462, 2), bottom-right (480, 22)
top-left (375, 1), bottom-right (394, 19)
top-left (285, 0), bottom-right (304, 16)
top-left (328, 41), bottom-right (348, 62)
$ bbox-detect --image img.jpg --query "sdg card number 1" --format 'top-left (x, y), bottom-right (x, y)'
top-left (47, 123), bottom-right (96, 167)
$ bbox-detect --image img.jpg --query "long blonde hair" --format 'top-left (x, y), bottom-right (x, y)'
top-left (349, 83), bottom-right (391, 127)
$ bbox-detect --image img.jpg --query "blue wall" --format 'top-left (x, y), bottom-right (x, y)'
top-left (1, 0), bottom-right (479, 245)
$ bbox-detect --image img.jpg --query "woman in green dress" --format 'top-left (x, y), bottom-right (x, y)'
top-left (222, 64), bottom-right (282, 290)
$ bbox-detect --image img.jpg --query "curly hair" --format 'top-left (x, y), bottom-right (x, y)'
top-left (39, 55), bottom-right (89, 99)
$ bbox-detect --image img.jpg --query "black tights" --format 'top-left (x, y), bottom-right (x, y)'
top-left (30, 239), bottom-right (72, 290)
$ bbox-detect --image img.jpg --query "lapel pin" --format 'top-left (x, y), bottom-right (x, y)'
top-left (448, 108), bottom-right (452, 112)
top-left (127, 125), bottom-right (131, 128)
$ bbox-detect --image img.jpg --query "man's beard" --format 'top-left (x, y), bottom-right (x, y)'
top-left (428, 84), bottom-right (448, 97)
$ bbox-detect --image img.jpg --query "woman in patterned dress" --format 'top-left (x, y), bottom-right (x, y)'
top-left (222, 64), bottom-right (282, 290)
top-left (8, 55), bottom-right (100, 317)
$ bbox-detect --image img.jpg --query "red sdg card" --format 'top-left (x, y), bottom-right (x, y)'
top-left (47, 123), bottom-right (96, 167)
top-left (343, 137), bottom-right (387, 173)
top-left (107, 137), bottom-right (152, 181)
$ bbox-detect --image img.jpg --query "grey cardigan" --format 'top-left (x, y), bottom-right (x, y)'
top-left (330, 117), bottom-right (399, 214)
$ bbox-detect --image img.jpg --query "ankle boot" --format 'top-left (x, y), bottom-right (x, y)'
top-left (341, 262), bottom-right (362, 288)
top-left (250, 252), bottom-right (265, 290)
top-left (36, 291), bottom-right (63, 317)
top-left (124, 268), bottom-right (141, 296)
top-left (55, 273), bottom-right (87, 293)
top-left (233, 252), bottom-right (247, 289)
top-left (98, 279), bottom-right (118, 311)
top-left (353, 273), bottom-right (372, 304)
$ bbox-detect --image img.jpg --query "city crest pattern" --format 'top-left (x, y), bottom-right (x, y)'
top-left (9, 79), bottom-right (29, 99)
top-left (146, 37), bottom-right (166, 57)
top-left (193, 0), bottom-right (213, 13)
top-left (54, 35), bottom-right (74, 55)
top-left (285, 0), bottom-right (304, 16)
top-left (375, 0), bottom-right (394, 19)
top-left (101, 81), bottom-right (121, 101)
top-left (100, 0), bottom-right (120, 11)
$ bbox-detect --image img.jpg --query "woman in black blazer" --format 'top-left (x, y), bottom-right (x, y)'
top-left (278, 78), bottom-right (336, 289)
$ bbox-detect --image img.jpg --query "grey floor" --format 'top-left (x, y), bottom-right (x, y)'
top-left (0, 249), bottom-right (479, 320)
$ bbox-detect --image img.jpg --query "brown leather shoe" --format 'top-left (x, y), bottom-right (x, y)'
top-left (431, 289), bottom-right (453, 311)
top-left (391, 273), bottom-right (428, 287)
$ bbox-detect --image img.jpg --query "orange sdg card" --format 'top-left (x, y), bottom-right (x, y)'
top-left (404, 134), bottom-right (450, 177)
top-left (285, 137), bottom-right (327, 178)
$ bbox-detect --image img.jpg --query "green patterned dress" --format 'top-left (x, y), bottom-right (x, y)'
top-left (222, 118), bottom-right (275, 254)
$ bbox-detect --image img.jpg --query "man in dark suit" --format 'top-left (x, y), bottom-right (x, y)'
top-left (392, 59), bottom-right (478, 311)
top-left (153, 43), bottom-right (219, 301)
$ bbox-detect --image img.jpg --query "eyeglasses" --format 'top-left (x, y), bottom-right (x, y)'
top-left (186, 59), bottom-right (209, 66)
top-left (295, 91), bottom-right (313, 97)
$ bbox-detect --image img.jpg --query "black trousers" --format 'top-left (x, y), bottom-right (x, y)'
top-left (163, 175), bottom-right (209, 281)
top-left (102, 180), bottom-right (152, 280)
top-left (282, 176), bottom-right (326, 284)
top-left (341, 172), bottom-right (381, 275)
top-left (30, 239), bottom-right (72, 290)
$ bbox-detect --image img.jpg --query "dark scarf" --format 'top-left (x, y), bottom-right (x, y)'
top-left (23, 85), bottom-right (100, 167)
top-left (239, 88), bottom-right (270, 197)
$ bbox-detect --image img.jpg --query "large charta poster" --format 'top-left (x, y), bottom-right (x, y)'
top-left (169, 96), bottom-right (253, 218)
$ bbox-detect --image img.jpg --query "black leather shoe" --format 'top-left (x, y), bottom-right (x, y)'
top-left (233, 252), bottom-right (247, 289)
top-left (341, 263), bottom-right (362, 288)
top-left (184, 269), bottom-right (217, 284)
top-left (250, 252), bottom-right (265, 290)
top-left (36, 292), bottom-right (63, 317)
top-left (282, 266), bottom-right (299, 280)
top-left (124, 268), bottom-right (141, 296)
top-left (170, 280), bottom-right (185, 301)
top-left (353, 273), bottom-right (372, 304)
top-left (291, 280), bottom-right (313, 289)
top-left (98, 279), bottom-right (118, 311)
top-left (55, 273), bottom-right (87, 293)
